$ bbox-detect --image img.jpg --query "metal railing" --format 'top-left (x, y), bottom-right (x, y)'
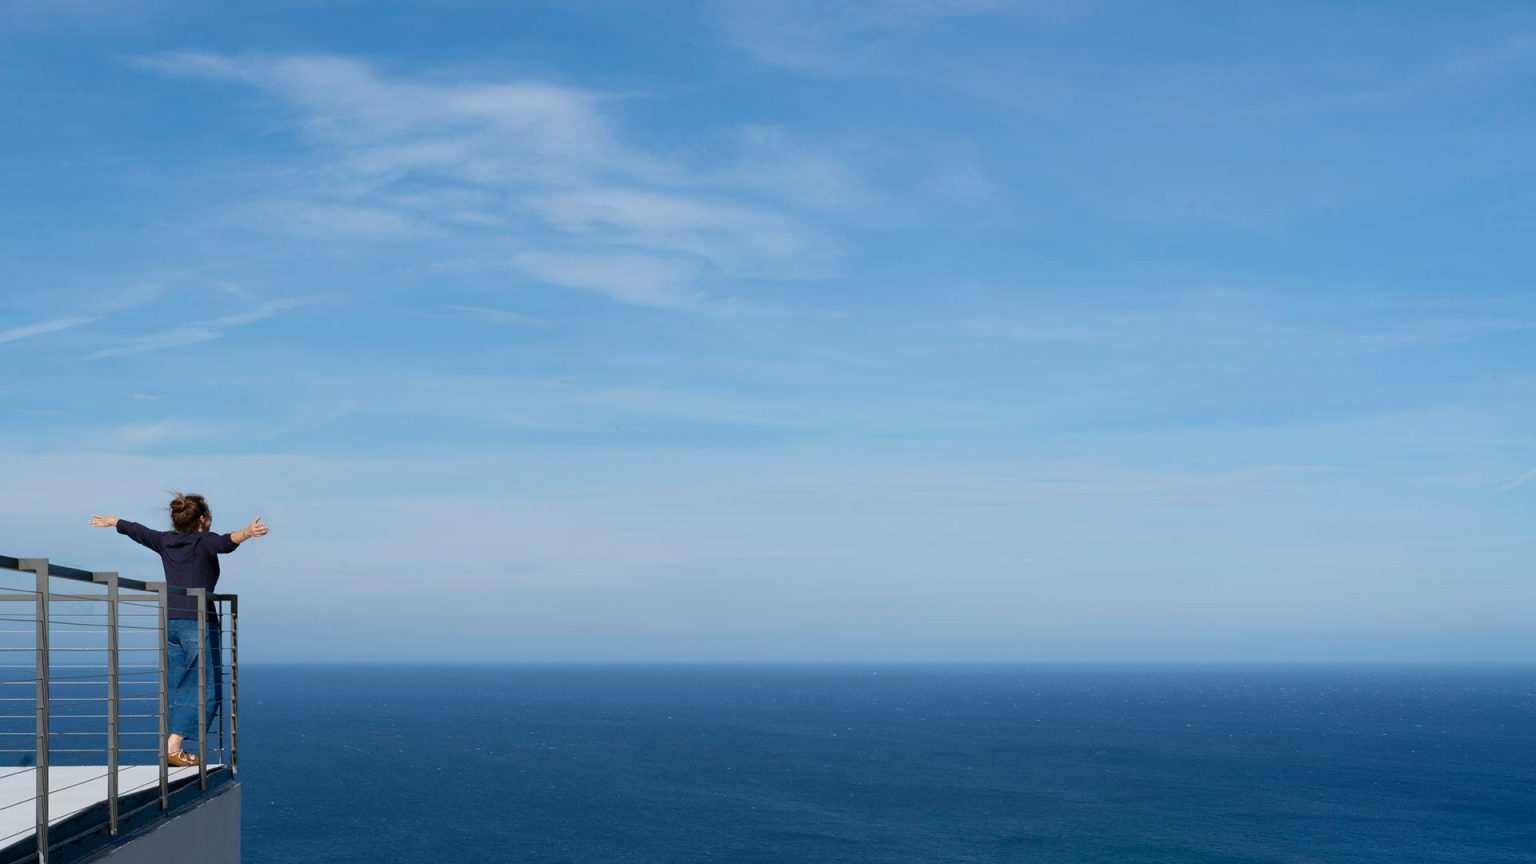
top-left (0, 554), bottom-right (238, 863)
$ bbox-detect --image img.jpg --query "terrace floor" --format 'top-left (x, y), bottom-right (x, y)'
top-left (0, 764), bottom-right (214, 849)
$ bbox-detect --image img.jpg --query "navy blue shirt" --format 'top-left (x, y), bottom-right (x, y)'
top-left (116, 520), bottom-right (237, 620)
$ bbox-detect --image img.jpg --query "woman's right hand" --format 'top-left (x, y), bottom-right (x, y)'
top-left (89, 515), bottom-right (118, 528)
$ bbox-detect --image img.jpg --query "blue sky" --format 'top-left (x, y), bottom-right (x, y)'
top-left (1, 1), bottom-right (1533, 662)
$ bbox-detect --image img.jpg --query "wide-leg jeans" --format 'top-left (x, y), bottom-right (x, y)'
top-left (166, 618), bottom-right (222, 752)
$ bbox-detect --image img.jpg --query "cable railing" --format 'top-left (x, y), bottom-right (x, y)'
top-left (0, 555), bottom-right (238, 863)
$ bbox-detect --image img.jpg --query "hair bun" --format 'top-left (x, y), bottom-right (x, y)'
top-left (166, 491), bottom-right (209, 532)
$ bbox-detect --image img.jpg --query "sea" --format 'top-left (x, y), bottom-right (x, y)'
top-left (238, 664), bottom-right (1536, 863)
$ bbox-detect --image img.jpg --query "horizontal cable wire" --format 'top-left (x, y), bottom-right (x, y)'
top-left (10, 607), bottom-right (169, 614)
top-left (0, 730), bottom-right (160, 736)
top-left (49, 769), bottom-right (115, 796)
top-left (0, 605), bottom-right (151, 614)
top-left (49, 682), bottom-right (160, 688)
top-left (0, 748), bottom-right (116, 753)
top-left (0, 647), bottom-right (162, 653)
top-left (7, 670), bottom-right (161, 683)
top-left (0, 697), bottom-right (156, 718)
top-left (0, 824), bottom-right (30, 847)
top-left (0, 584), bottom-right (153, 601)
top-left (0, 583), bottom-right (168, 613)
top-left (0, 770), bottom-right (131, 827)
top-left (0, 630), bottom-right (112, 636)
top-left (0, 692), bottom-right (161, 701)
top-left (0, 664), bottom-right (162, 669)
top-left (0, 617), bottom-right (162, 630)
top-left (0, 676), bottom-right (166, 682)
top-left (44, 799), bottom-right (122, 852)
top-left (14, 597), bottom-right (170, 607)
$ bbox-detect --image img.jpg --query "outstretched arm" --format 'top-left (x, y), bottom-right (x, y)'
top-left (92, 515), bottom-right (166, 552)
top-left (228, 517), bottom-right (269, 546)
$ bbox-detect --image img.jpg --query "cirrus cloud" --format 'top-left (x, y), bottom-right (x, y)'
top-left (136, 52), bottom-right (857, 309)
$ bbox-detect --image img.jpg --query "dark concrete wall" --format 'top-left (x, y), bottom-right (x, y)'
top-left (84, 783), bottom-right (240, 864)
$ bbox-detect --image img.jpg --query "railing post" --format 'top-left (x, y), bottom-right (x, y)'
top-left (230, 595), bottom-right (239, 777)
top-left (19, 559), bottom-right (49, 863)
top-left (100, 572), bottom-right (120, 835)
top-left (153, 583), bottom-right (169, 811)
top-left (216, 598), bottom-right (226, 767)
top-left (192, 588), bottom-right (208, 790)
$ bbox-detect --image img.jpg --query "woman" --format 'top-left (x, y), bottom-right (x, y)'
top-left (89, 493), bottom-right (268, 766)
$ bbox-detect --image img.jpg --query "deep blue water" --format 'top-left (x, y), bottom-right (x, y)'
top-left (239, 665), bottom-right (1536, 863)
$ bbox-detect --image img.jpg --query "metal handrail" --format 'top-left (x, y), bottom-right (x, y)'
top-left (0, 554), bottom-right (239, 862)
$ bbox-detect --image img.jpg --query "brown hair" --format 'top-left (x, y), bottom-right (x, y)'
top-left (168, 492), bottom-right (211, 533)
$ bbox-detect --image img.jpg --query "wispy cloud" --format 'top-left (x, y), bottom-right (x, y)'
top-left (510, 250), bottom-right (705, 308)
top-left (1494, 467), bottom-right (1536, 495)
top-left (258, 202), bottom-right (436, 239)
top-left (956, 317), bottom-right (1095, 342)
top-left (955, 291), bottom-right (1536, 356)
top-left (1317, 317), bottom-right (1536, 351)
top-left (0, 281), bottom-right (172, 348)
top-left (0, 316), bottom-right (96, 345)
top-left (102, 282), bottom-right (166, 311)
top-left (135, 52), bottom-right (856, 309)
top-left (88, 298), bottom-right (313, 359)
top-left (111, 418), bottom-right (238, 449)
top-left (525, 187), bottom-right (834, 275)
top-left (448, 305), bottom-right (551, 329)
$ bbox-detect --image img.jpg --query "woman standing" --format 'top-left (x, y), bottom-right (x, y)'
top-left (89, 493), bottom-right (268, 766)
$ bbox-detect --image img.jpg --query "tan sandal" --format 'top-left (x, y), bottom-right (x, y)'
top-left (166, 749), bottom-right (201, 767)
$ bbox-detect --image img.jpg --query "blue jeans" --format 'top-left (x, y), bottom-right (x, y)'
top-left (166, 618), bottom-right (222, 750)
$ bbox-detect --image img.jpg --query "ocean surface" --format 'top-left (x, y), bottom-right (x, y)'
top-left (238, 665), bottom-right (1535, 863)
